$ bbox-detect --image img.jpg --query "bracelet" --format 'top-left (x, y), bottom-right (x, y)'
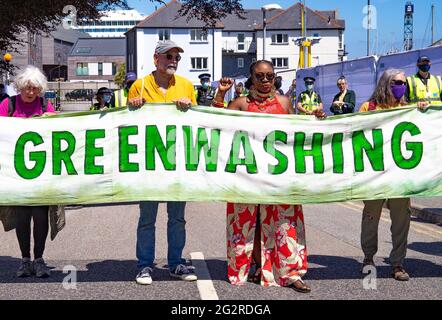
top-left (211, 100), bottom-right (225, 108)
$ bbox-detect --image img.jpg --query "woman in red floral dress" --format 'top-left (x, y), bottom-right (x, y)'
top-left (211, 60), bottom-right (325, 293)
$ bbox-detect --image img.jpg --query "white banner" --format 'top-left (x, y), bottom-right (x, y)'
top-left (0, 104), bottom-right (441, 205)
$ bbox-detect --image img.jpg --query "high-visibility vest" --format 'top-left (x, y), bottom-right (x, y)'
top-left (407, 74), bottom-right (442, 104)
top-left (299, 91), bottom-right (320, 114)
top-left (114, 88), bottom-right (128, 108)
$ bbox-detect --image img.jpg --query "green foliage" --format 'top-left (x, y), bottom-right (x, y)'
top-left (114, 63), bottom-right (126, 88)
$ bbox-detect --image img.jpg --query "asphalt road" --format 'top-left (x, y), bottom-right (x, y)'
top-left (0, 201), bottom-right (441, 301)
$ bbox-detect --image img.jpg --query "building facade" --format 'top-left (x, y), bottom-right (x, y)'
top-left (68, 38), bottom-right (125, 82)
top-left (126, 0), bottom-right (345, 84)
top-left (73, 10), bottom-right (144, 38)
top-left (126, 1), bottom-right (223, 84)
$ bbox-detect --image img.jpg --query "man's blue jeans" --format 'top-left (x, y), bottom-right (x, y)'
top-left (136, 201), bottom-right (186, 271)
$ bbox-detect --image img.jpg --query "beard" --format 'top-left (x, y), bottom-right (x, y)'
top-left (166, 65), bottom-right (177, 75)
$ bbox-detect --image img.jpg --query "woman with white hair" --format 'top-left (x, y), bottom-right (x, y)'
top-left (0, 65), bottom-right (57, 278)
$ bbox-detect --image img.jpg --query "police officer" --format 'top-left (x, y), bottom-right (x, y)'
top-left (406, 56), bottom-right (442, 108)
top-left (196, 73), bottom-right (216, 106)
top-left (91, 87), bottom-right (113, 111)
top-left (111, 72), bottom-right (137, 108)
top-left (296, 77), bottom-right (323, 115)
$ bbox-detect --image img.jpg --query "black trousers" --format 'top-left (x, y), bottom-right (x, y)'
top-left (15, 206), bottom-right (49, 259)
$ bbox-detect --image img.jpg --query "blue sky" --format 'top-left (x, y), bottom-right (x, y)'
top-left (127, 0), bottom-right (442, 59)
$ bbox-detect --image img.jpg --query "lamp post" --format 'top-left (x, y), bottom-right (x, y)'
top-left (3, 53), bottom-right (12, 85)
top-left (261, 3), bottom-right (282, 60)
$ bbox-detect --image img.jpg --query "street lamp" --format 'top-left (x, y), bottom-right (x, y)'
top-left (3, 53), bottom-right (12, 85)
top-left (262, 3), bottom-right (282, 60)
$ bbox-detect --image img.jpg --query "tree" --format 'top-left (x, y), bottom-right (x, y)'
top-left (114, 63), bottom-right (126, 88)
top-left (0, 0), bottom-right (244, 71)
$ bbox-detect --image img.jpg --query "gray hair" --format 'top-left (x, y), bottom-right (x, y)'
top-left (13, 65), bottom-right (47, 95)
top-left (369, 68), bottom-right (405, 105)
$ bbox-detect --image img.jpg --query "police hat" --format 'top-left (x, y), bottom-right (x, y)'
top-left (97, 87), bottom-right (112, 95)
top-left (198, 73), bottom-right (211, 81)
top-left (417, 56), bottom-right (430, 64)
top-left (304, 76), bottom-right (315, 84)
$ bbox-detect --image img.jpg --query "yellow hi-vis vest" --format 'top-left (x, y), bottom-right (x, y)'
top-left (407, 74), bottom-right (442, 104)
top-left (114, 88), bottom-right (128, 108)
top-left (299, 91), bottom-right (320, 114)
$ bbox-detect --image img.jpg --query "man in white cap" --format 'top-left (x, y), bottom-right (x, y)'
top-left (128, 40), bottom-right (197, 285)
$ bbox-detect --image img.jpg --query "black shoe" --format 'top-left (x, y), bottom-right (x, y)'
top-left (289, 280), bottom-right (311, 294)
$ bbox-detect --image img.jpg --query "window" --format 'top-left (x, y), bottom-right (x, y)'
top-left (313, 33), bottom-right (320, 38)
top-left (76, 63), bottom-right (89, 76)
top-left (237, 58), bottom-right (244, 68)
top-left (75, 47), bottom-right (92, 54)
top-left (158, 29), bottom-right (170, 41)
top-left (191, 57), bottom-right (208, 70)
top-left (271, 34), bottom-right (288, 44)
top-left (190, 29), bottom-right (207, 42)
top-left (237, 33), bottom-right (245, 51)
top-left (98, 62), bottom-right (103, 76)
top-left (271, 58), bottom-right (288, 69)
top-left (112, 63), bottom-right (118, 75)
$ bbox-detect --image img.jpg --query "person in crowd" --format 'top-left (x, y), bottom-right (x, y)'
top-left (359, 68), bottom-right (416, 281)
top-left (90, 87), bottom-right (113, 111)
top-left (296, 77), bottom-right (323, 115)
top-left (274, 76), bottom-right (284, 95)
top-left (285, 79), bottom-right (297, 106)
top-left (0, 65), bottom-right (63, 278)
top-left (330, 76), bottom-right (356, 115)
top-left (406, 55), bottom-right (442, 107)
top-left (128, 40), bottom-right (197, 285)
top-left (209, 60), bottom-right (325, 293)
top-left (0, 83), bottom-right (9, 102)
top-left (196, 73), bottom-right (216, 106)
top-left (110, 72), bottom-right (137, 108)
top-left (234, 81), bottom-right (247, 99)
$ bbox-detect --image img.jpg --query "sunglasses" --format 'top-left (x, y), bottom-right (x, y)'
top-left (160, 53), bottom-right (181, 62)
top-left (254, 72), bottom-right (275, 82)
top-left (391, 80), bottom-right (406, 86)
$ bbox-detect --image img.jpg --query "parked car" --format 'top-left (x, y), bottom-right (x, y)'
top-left (65, 89), bottom-right (94, 101)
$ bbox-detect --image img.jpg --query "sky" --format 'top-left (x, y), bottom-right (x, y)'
top-left (127, 0), bottom-right (442, 59)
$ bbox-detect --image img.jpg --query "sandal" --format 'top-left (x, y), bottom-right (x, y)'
top-left (289, 280), bottom-right (311, 294)
top-left (247, 267), bottom-right (261, 284)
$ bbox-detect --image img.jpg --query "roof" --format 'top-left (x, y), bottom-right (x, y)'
top-left (134, 1), bottom-right (344, 31)
top-left (136, 0), bottom-right (224, 29)
top-left (69, 37), bottom-right (126, 56)
top-left (259, 3), bottom-right (345, 30)
top-left (45, 24), bottom-right (91, 44)
top-left (220, 9), bottom-right (283, 31)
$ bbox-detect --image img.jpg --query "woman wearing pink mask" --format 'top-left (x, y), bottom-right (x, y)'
top-left (358, 68), bottom-right (411, 282)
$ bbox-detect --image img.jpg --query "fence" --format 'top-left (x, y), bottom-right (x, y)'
top-left (296, 45), bottom-right (442, 114)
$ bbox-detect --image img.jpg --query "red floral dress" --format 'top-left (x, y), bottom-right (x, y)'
top-left (227, 96), bottom-right (308, 287)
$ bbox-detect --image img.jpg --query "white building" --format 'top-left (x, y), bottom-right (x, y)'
top-left (126, 0), bottom-right (345, 84)
top-left (126, 1), bottom-right (223, 84)
top-left (255, 4), bottom-right (345, 81)
top-left (74, 10), bottom-right (144, 38)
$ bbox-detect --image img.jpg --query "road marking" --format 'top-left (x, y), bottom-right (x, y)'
top-left (338, 202), bottom-right (442, 238)
top-left (190, 251), bottom-right (219, 300)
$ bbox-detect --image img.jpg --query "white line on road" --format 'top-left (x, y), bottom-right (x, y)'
top-left (190, 251), bottom-right (219, 300)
